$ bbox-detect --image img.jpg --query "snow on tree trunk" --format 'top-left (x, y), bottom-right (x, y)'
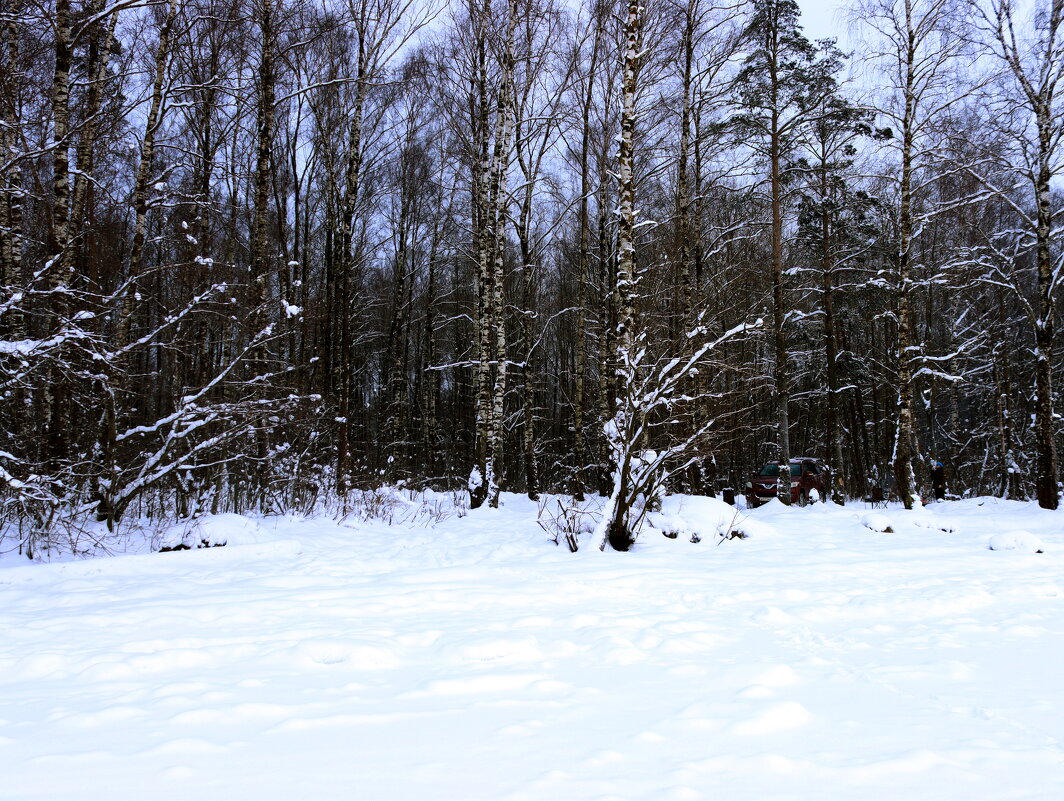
top-left (0, 5), bottom-right (23, 340)
top-left (893, 27), bottom-right (919, 511)
top-left (599, 0), bottom-right (644, 551)
top-left (469, 0), bottom-right (492, 510)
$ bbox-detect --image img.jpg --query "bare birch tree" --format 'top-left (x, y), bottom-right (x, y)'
top-left (969, 0), bottom-right (1064, 508)
top-left (854, 0), bottom-right (970, 508)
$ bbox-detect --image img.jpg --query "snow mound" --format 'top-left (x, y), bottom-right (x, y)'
top-left (988, 530), bottom-right (1045, 553)
top-left (655, 495), bottom-right (764, 541)
top-left (757, 497), bottom-right (793, 512)
top-left (861, 512), bottom-right (893, 533)
top-left (735, 518), bottom-right (777, 539)
top-left (159, 514), bottom-right (262, 550)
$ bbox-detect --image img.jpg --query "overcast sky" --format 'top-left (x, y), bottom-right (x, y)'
top-left (798, 0), bottom-right (851, 45)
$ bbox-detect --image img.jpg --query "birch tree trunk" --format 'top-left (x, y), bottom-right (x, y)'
top-left (676, 2), bottom-right (696, 329)
top-left (988, 0), bottom-right (1064, 509)
top-left (892, 16), bottom-right (919, 509)
top-left (469, 0), bottom-right (492, 508)
top-left (49, 0), bottom-right (72, 284)
top-left (484, 0), bottom-right (519, 508)
top-left (0, 3), bottom-right (27, 481)
top-left (858, 0), bottom-right (965, 509)
top-left (603, 0), bottom-right (643, 550)
top-left (0, 5), bottom-right (23, 339)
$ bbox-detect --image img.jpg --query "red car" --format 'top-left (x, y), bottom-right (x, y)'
top-left (745, 458), bottom-right (828, 507)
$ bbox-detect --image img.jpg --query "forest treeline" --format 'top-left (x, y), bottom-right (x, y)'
top-left (1, 0), bottom-right (1062, 549)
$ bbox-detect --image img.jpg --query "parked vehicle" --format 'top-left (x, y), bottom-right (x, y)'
top-left (745, 458), bottom-right (828, 507)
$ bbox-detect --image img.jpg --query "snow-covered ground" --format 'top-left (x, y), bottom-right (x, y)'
top-left (2, 494), bottom-right (1063, 800)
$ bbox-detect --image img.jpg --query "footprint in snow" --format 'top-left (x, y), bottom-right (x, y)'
top-left (292, 639), bottom-right (400, 669)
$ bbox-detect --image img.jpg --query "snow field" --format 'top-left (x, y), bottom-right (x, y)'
top-left (2, 495), bottom-right (1064, 800)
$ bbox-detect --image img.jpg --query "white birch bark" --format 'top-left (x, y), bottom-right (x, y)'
top-left (0, 4), bottom-right (23, 337)
top-left (980, 0), bottom-right (1063, 508)
top-left (601, 0), bottom-right (643, 550)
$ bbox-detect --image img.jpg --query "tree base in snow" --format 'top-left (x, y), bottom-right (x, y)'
top-left (607, 519), bottom-right (633, 551)
top-left (469, 484), bottom-right (488, 510)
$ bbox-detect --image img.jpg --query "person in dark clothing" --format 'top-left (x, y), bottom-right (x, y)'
top-left (930, 461), bottom-right (946, 501)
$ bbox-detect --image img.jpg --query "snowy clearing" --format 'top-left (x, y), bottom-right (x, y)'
top-left (2, 495), bottom-right (1064, 800)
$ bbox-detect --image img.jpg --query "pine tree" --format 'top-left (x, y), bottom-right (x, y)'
top-left (731, 0), bottom-right (838, 503)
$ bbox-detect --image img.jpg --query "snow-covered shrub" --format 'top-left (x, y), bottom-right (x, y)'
top-left (861, 513), bottom-right (893, 533)
top-left (537, 496), bottom-right (598, 552)
top-left (649, 497), bottom-right (759, 544)
top-left (343, 487), bottom-right (465, 528)
top-left (988, 531), bottom-right (1044, 553)
top-left (157, 513), bottom-right (261, 551)
top-left (595, 321), bottom-right (762, 551)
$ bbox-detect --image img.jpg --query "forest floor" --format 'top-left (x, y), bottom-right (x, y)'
top-left (2, 492), bottom-right (1063, 800)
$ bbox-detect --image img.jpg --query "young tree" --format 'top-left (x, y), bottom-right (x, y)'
top-left (597, 0), bottom-right (645, 549)
top-left (462, 0), bottom-right (519, 509)
top-left (595, 0), bottom-right (760, 550)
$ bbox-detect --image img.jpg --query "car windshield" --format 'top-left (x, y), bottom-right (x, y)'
top-left (758, 463), bottom-right (800, 477)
